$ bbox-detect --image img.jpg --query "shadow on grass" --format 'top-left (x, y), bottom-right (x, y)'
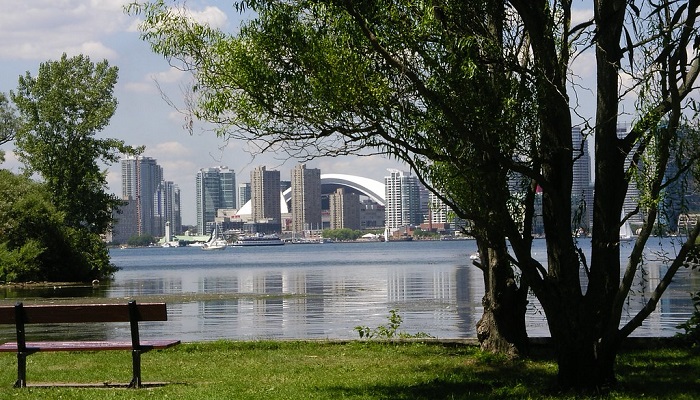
top-left (322, 347), bottom-right (700, 399)
top-left (324, 358), bottom-right (559, 399)
top-left (615, 348), bottom-right (700, 398)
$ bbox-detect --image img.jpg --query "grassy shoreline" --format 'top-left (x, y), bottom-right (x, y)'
top-left (0, 340), bottom-right (697, 399)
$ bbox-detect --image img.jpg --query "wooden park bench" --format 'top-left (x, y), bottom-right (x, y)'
top-left (0, 301), bottom-right (180, 388)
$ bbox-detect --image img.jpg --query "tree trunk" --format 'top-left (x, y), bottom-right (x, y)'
top-left (544, 288), bottom-right (622, 391)
top-left (554, 333), bottom-right (620, 391)
top-left (476, 243), bottom-right (529, 357)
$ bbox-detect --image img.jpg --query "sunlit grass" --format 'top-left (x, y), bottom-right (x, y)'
top-left (0, 341), bottom-right (697, 399)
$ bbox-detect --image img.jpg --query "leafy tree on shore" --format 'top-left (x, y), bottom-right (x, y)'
top-left (0, 170), bottom-right (117, 282)
top-left (127, 234), bottom-right (157, 247)
top-left (322, 228), bottom-right (362, 241)
top-left (128, 0), bottom-right (700, 391)
top-left (11, 53), bottom-right (132, 234)
top-left (8, 53), bottom-right (137, 282)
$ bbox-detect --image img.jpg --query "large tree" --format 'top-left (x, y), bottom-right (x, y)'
top-left (0, 170), bottom-right (118, 282)
top-left (9, 53), bottom-right (136, 282)
top-left (129, 0), bottom-right (700, 390)
top-left (11, 53), bottom-right (131, 234)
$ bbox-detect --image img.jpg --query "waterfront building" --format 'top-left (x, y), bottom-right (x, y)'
top-left (120, 156), bottom-right (163, 236)
top-left (155, 180), bottom-right (181, 236)
top-left (238, 182), bottom-right (251, 212)
top-left (196, 166), bottom-right (236, 235)
top-left (251, 166), bottom-right (281, 224)
top-left (111, 200), bottom-right (138, 244)
top-left (617, 124), bottom-right (644, 228)
top-left (291, 164), bottom-right (322, 233)
top-left (572, 126), bottom-right (593, 232)
top-left (360, 199), bottom-right (385, 229)
top-left (427, 191), bottom-right (450, 224)
top-left (384, 169), bottom-right (422, 230)
top-left (329, 188), bottom-right (361, 230)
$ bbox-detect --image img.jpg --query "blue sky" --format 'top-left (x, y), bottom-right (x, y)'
top-left (0, 1), bottom-right (406, 225)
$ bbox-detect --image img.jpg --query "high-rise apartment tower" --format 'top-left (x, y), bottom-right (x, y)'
top-left (291, 164), bottom-right (322, 233)
top-left (384, 169), bottom-right (422, 229)
top-left (251, 166), bottom-right (281, 223)
top-left (196, 166), bottom-right (236, 235)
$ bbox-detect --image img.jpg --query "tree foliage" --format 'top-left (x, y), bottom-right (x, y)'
top-left (322, 228), bottom-right (362, 241)
top-left (129, 0), bottom-right (700, 391)
top-left (11, 53), bottom-right (132, 234)
top-left (0, 92), bottom-right (19, 163)
top-left (127, 234), bottom-right (157, 247)
top-left (0, 170), bottom-right (118, 282)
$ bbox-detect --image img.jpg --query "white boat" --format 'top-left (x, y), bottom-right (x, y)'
top-left (232, 234), bottom-right (284, 247)
top-left (202, 224), bottom-right (228, 250)
top-left (620, 214), bottom-right (634, 241)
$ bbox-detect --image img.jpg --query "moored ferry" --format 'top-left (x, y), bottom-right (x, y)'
top-left (232, 234), bottom-right (285, 247)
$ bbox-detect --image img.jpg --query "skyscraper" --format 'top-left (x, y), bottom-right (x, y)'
top-left (238, 182), bottom-right (251, 211)
top-left (196, 167), bottom-right (236, 235)
top-left (329, 188), bottom-right (360, 230)
top-left (155, 180), bottom-right (181, 236)
top-left (617, 124), bottom-right (644, 226)
top-left (572, 126), bottom-right (593, 232)
top-left (291, 164), bottom-right (322, 233)
top-left (384, 169), bottom-right (422, 229)
top-left (120, 156), bottom-right (162, 236)
top-left (251, 166), bottom-right (281, 223)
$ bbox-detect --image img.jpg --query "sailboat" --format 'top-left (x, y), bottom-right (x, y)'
top-left (619, 216), bottom-right (634, 241)
top-left (202, 223), bottom-right (228, 250)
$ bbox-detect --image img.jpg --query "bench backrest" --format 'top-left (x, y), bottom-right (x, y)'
top-left (0, 302), bottom-right (168, 325)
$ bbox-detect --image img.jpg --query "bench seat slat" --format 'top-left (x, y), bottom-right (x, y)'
top-left (0, 303), bottom-right (168, 324)
top-left (0, 340), bottom-right (181, 352)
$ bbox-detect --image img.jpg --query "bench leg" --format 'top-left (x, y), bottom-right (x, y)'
top-left (14, 352), bottom-right (27, 388)
top-left (129, 350), bottom-right (142, 388)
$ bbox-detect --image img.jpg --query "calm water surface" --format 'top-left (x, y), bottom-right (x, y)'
top-left (2, 239), bottom-right (698, 342)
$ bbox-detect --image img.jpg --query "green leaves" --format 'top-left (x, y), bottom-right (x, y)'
top-left (11, 53), bottom-right (127, 234)
top-left (3, 53), bottom-right (127, 282)
top-left (0, 170), bottom-right (118, 282)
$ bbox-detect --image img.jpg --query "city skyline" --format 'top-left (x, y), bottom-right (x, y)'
top-left (0, 1), bottom-right (601, 229)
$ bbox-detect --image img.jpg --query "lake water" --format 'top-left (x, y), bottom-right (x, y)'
top-left (2, 238), bottom-right (698, 342)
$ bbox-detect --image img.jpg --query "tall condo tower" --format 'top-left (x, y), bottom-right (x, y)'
top-left (121, 156), bottom-right (162, 236)
top-left (251, 166), bottom-right (281, 223)
top-left (291, 164), bottom-right (322, 233)
top-left (329, 188), bottom-right (361, 230)
top-left (238, 182), bottom-right (251, 211)
top-left (196, 166), bottom-right (236, 235)
top-left (155, 181), bottom-right (181, 237)
top-left (571, 126), bottom-right (593, 231)
top-left (384, 169), bottom-right (422, 229)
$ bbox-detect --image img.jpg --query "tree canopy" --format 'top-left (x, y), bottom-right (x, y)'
top-left (5, 53), bottom-right (137, 282)
top-left (0, 170), bottom-right (118, 282)
top-left (11, 53), bottom-right (131, 234)
top-left (129, 0), bottom-right (700, 391)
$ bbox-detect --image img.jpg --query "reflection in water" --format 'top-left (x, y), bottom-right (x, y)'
top-left (0, 239), bottom-right (695, 343)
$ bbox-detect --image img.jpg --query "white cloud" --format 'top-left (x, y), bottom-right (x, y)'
top-left (0, 1), bottom-right (132, 61)
top-left (151, 141), bottom-right (193, 158)
top-left (152, 68), bottom-right (187, 84)
top-left (186, 6), bottom-right (228, 28)
top-left (0, 149), bottom-right (22, 173)
top-left (124, 81), bottom-right (157, 93)
top-left (571, 8), bottom-right (594, 27)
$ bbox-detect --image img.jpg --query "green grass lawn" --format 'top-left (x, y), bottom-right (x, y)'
top-left (0, 340), bottom-right (698, 399)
